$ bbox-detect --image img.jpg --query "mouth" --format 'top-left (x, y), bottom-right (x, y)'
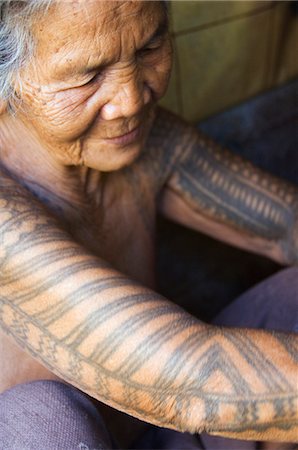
top-left (104, 125), bottom-right (141, 146)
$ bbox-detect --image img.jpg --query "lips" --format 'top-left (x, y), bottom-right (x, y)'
top-left (104, 125), bottom-right (141, 146)
top-left (99, 105), bottom-right (154, 146)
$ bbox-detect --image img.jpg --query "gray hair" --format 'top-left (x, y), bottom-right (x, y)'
top-left (0, 0), bottom-right (168, 111)
top-left (0, 1), bottom-right (52, 110)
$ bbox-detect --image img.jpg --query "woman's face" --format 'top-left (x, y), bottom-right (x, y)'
top-left (15, 0), bottom-right (172, 171)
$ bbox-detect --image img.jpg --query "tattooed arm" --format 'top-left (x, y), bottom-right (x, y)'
top-left (157, 109), bottom-right (298, 265)
top-left (0, 168), bottom-right (297, 442)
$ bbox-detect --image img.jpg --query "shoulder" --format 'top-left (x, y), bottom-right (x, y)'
top-left (134, 107), bottom-right (199, 193)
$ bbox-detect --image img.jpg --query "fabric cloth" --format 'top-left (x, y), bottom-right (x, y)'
top-left (0, 380), bottom-right (113, 450)
top-left (213, 266), bottom-right (298, 332)
top-left (0, 267), bottom-right (297, 450)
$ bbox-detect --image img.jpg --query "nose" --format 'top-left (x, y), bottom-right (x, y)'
top-left (100, 69), bottom-right (151, 120)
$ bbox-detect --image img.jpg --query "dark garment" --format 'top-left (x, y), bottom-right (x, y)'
top-left (0, 381), bottom-right (113, 450)
top-left (213, 266), bottom-right (298, 332)
top-left (1, 268), bottom-right (297, 450)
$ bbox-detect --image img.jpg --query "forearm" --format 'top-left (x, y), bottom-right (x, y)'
top-left (160, 122), bottom-right (298, 265)
top-left (1, 170), bottom-right (297, 440)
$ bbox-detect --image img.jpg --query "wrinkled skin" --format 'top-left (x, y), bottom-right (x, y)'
top-left (0, 1), bottom-right (297, 448)
top-left (0, 1), bottom-right (171, 443)
top-left (1, 0), bottom-right (171, 174)
top-left (0, 0), bottom-right (172, 368)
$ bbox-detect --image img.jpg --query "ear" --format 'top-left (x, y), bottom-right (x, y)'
top-left (0, 99), bottom-right (8, 115)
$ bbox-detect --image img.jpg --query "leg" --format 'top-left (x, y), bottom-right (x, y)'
top-left (200, 267), bottom-right (298, 450)
top-left (213, 267), bottom-right (298, 331)
top-left (0, 380), bottom-right (114, 450)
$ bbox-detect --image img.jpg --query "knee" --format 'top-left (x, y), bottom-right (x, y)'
top-left (0, 380), bottom-right (112, 450)
top-left (277, 266), bottom-right (298, 283)
top-left (272, 267), bottom-right (298, 328)
top-left (213, 267), bottom-right (298, 332)
top-left (269, 267), bottom-right (298, 304)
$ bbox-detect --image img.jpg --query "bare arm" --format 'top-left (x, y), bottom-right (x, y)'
top-left (157, 110), bottom-right (298, 265)
top-left (0, 168), bottom-right (297, 442)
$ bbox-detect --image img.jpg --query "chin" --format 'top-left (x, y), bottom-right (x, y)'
top-left (83, 112), bottom-right (153, 172)
top-left (82, 140), bottom-right (143, 172)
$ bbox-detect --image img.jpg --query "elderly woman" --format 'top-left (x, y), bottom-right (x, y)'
top-left (0, 1), bottom-right (297, 449)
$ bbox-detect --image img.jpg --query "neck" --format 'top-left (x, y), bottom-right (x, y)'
top-left (0, 112), bottom-right (102, 222)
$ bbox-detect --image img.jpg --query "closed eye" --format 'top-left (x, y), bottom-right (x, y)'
top-left (80, 72), bottom-right (101, 87)
top-left (140, 44), bottom-right (161, 54)
top-left (138, 38), bottom-right (165, 57)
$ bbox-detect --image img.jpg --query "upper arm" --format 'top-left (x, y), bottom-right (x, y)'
top-left (158, 123), bottom-right (298, 264)
top-left (1, 164), bottom-right (298, 441)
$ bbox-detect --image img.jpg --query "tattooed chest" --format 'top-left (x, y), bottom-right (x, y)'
top-left (97, 216), bottom-right (156, 288)
top-left (71, 188), bottom-right (157, 289)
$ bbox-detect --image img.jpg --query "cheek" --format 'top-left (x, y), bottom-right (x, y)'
top-left (21, 86), bottom-right (98, 141)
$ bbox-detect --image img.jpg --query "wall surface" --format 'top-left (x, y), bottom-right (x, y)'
top-left (160, 1), bottom-right (298, 122)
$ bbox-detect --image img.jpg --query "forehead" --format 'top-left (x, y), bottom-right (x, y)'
top-left (32, 1), bottom-right (164, 70)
